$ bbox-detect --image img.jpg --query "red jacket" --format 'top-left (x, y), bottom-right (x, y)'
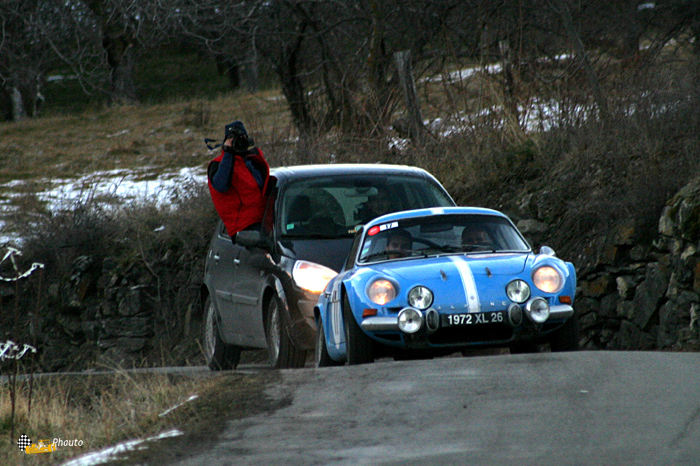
top-left (208, 148), bottom-right (270, 237)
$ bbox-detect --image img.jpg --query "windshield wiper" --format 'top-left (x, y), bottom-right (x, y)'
top-left (361, 249), bottom-right (423, 262)
top-left (425, 245), bottom-right (464, 254)
top-left (424, 245), bottom-right (498, 254)
top-left (462, 244), bottom-right (497, 253)
top-left (361, 251), bottom-right (391, 262)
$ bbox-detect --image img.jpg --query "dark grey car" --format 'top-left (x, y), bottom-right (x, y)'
top-left (201, 164), bottom-right (455, 369)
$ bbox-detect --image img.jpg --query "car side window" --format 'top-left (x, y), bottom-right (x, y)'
top-left (344, 228), bottom-right (364, 270)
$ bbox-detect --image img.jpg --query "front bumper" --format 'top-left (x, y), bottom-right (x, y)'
top-left (360, 304), bottom-right (574, 333)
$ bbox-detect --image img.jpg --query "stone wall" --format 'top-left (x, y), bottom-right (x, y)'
top-left (8, 176), bottom-right (700, 371)
top-left (27, 252), bottom-right (201, 372)
top-left (546, 177), bottom-right (700, 351)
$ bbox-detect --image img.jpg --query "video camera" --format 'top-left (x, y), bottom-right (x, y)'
top-left (225, 124), bottom-right (254, 152)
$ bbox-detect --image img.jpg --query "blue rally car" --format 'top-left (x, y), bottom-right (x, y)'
top-left (314, 206), bottom-right (579, 366)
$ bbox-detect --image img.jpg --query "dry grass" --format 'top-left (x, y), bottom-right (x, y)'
top-left (0, 90), bottom-right (293, 186)
top-left (0, 367), bottom-right (270, 465)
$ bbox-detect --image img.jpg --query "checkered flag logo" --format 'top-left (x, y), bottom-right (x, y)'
top-left (17, 434), bottom-right (31, 452)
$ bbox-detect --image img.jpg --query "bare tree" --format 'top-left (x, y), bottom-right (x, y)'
top-left (552, 0), bottom-right (610, 121)
top-left (1, 0), bottom-right (180, 117)
top-left (169, 0), bottom-right (256, 91)
top-left (80, 0), bottom-right (169, 104)
top-left (0, 0), bottom-right (64, 120)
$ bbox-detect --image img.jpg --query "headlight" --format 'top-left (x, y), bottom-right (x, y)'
top-left (506, 280), bottom-right (530, 303)
top-left (408, 286), bottom-right (433, 309)
top-left (292, 261), bottom-right (338, 293)
top-left (532, 266), bottom-right (563, 293)
top-left (525, 297), bottom-right (550, 323)
top-left (367, 279), bottom-right (397, 305)
top-left (398, 308), bottom-right (423, 333)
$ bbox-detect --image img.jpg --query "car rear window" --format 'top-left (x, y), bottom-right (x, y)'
top-left (279, 175), bottom-right (453, 238)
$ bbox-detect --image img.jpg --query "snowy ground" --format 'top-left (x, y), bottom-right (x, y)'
top-left (0, 98), bottom-right (572, 245)
top-left (0, 61), bottom-right (587, 246)
top-left (59, 429), bottom-right (183, 466)
top-left (0, 166), bottom-right (208, 245)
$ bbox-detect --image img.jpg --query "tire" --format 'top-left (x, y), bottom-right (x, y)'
top-left (549, 314), bottom-right (580, 352)
top-left (343, 294), bottom-right (374, 365)
top-left (266, 294), bottom-right (307, 369)
top-left (203, 296), bottom-right (241, 371)
top-left (315, 317), bottom-right (343, 367)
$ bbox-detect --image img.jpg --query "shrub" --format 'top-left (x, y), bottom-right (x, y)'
top-left (0, 180), bottom-right (217, 370)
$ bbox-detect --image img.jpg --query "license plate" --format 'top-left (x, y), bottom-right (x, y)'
top-left (442, 311), bottom-right (505, 327)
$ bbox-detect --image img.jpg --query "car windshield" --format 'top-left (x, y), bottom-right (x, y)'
top-left (279, 175), bottom-right (453, 239)
top-left (358, 214), bottom-right (531, 263)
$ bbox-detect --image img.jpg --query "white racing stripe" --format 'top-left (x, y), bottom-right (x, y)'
top-left (448, 256), bottom-right (480, 313)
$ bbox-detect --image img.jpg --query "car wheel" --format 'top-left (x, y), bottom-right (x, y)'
top-left (204, 296), bottom-right (241, 371)
top-left (343, 294), bottom-right (374, 365)
top-left (265, 294), bottom-right (307, 369)
top-left (549, 314), bottom-right (580, 352)
top-left (315, 317), bottom-right (343, 367)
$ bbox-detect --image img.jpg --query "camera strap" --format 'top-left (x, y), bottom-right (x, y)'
top-left (204, 138), bottom-right (223, 150)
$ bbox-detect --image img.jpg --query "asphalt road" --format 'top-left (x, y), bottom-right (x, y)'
top-left (171, 351), bottom-right (699, 466)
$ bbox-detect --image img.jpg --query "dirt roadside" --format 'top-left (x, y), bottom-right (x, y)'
top-left (107, 367), bottom-right (288, 466)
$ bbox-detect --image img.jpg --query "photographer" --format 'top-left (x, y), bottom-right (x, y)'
top-left (207, 120), bottom-right (270, 239)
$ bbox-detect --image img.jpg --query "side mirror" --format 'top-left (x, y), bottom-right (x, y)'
top-left (539, 245), bottom-right (556, 256)
top-left (235, 230), bottom-right (268, 249)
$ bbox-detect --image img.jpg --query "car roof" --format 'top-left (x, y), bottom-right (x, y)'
top-left (364, 206), bottom-right (511, 227)
top-left (270, 163), bottom-right (438, 182)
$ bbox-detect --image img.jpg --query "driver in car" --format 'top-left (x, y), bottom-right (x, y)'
top-left (461, 225), bottom-right (494, 249)
top-left (359, 186), bottom-right (394, 223)
top-left (385, 228), bottom-right (413, 258)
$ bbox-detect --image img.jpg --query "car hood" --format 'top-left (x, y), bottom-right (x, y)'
top-left (382, 253), bottom-right (528, 280)
top-left (357, 253), bottom-right (531, 312)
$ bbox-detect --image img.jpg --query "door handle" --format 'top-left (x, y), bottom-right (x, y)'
top-left (213, 254), bottom-right (221, 262)
top-left (234, 258), bottom-right (241, 265)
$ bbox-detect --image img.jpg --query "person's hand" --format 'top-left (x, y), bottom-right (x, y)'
top-left (223, 137), bottom-right (235, 151)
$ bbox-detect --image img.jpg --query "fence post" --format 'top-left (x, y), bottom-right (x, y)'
top-left (394, 50), bottom-right (426, 145)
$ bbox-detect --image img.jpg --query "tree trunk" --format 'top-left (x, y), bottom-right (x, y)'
top-left (499, 39), bottom-right (522, 137)
top-left (105, 37), bottom-right (138, 104)
top-left (280, 70), bottom-right (314, 138)
top-left (365, 0), bottom-right (393, 132)
top-left (243, 33), bottom-right (259, 93)
top-left (274, 21), bottom-right (315, 138)
top-left (394, 50), bottom-right (426, 145)
top-left (555, 0), bottom-right (609, 122)
top-left (242, 60), bottom-right (258, 93)
top-left (2, 70), bottom-right (43, 121)
top-left (10, 87), bottom-right (25, 121)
